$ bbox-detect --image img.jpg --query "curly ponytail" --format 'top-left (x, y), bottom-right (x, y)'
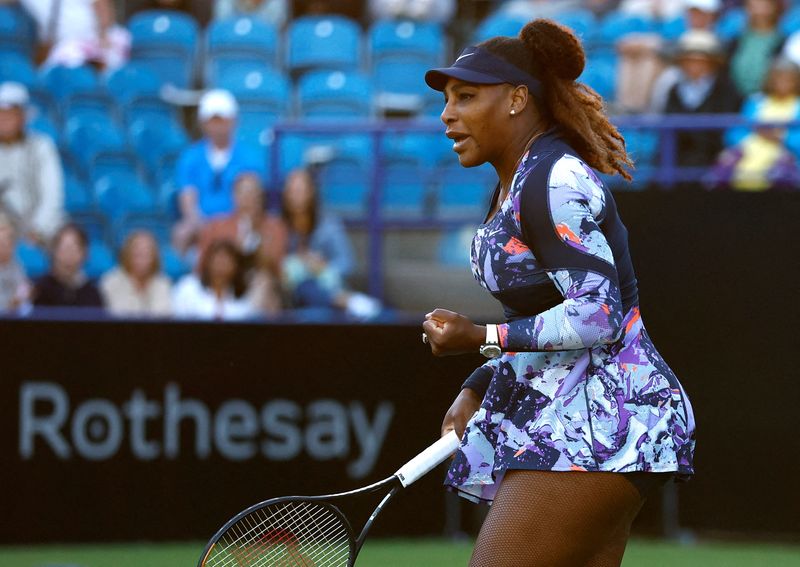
top-left (480, 19), bottom-right (633, 180)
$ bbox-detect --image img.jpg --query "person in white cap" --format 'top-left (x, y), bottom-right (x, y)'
top-left (172, 89), bottom-right (265, 256)
top-left (0, 81), bottom-right (64, 247)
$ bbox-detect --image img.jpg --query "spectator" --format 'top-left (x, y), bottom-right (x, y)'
top-left (198, 172), bottom-right (286, 315)
top-left (648, 0), bottom-right (724, 112)
top-left (99, 231), bottom-right (172, 317)
top-left (21, 0), bottom-right (130, 70)
top-left (729, 0), bottom-right (787, 98)
top-left (214, 0), bottom-right (288, 28)
top-left (172, 239), bottom-right (259, 320)
top-left (172, 89), bottom-right (264, 255)
top-left (367, 0), bottom-right (455, 24)
top-left (281, 168), bottom-right (381, 319)
top-left (664, 30), bottom-right (742, 171)
top-left (0, 212), bottom-right (31, 313)
top-left (33, 223), bottom-right (103, 308)
top-left (126, 0), bottom-right (213, 28)
top-left (711, 57), bottom-right (800, 190)
top-left (0, 82), bottom-right (64, 247)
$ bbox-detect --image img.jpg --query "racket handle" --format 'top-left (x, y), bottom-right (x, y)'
top-left (394, 430), bottom-right (461, 487)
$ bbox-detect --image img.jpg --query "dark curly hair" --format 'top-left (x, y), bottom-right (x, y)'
top-left (200, 239), bottom-right (248, 298)
top-left (480, 19), bottom-right (633, 180)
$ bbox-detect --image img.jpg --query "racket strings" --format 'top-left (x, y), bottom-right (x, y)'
top-left (204, 500), bottom-right (352, 567)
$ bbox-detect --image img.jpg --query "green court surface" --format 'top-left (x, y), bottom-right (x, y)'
top-left (1, 538), bottom-right (799, 566)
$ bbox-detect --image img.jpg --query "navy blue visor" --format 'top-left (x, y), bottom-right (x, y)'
top-left (425, 46), bottom-right (543, 99)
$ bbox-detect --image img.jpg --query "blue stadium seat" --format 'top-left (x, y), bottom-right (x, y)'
top-left (0, 52), bottom-right (36, 86)
top-left (161, 245), bottom-right (191, 280)
top-left (64, 174), bottom-right (95, 215)
top-left (27, 87), bottom-right (60, 126)
top-left (70, 211), bottom-right (112, 246)
top-left (85, 240), bottom-right (115, 279)
top-left (621, 129), bottom-right (658, 167)
top-left (94, 172), bottom-right (158, 221)
top-left (435, 162), bottom-right (495, 221)
top-left (206, 16), bottom-right (279, 83)
top-left (65, 120), bottom-right (128, 167)
top-left (62, 92), bottom-right (117, 126)
top-left (552, 10), bottom-right (597, 46)
top-left (29, 115), bottom-right (59, 141)
top-left (128, 10), bottom-right (199, 88)
top-left (369, 20), bottom-right (445, 66)
top-left (580, 56), bottom-right (617, 101)
top-left (472, 13), bottom-right (527, 43)
top-left (598, 11), bottom-right (656, 44)
top-left (16, 240), bottom-right (48, 278)
top-left (316, 158), bottom-right (369, 218)
top-left (122, 95), bottom-right (179, 126)
top-left (380, 160), bottom-right (429, 219)
top-left (128, 117), bottom-right (188, 177)
top-left (660, 16), bottom-right (687, 41)
top-left (216, 64), bottom-right (291, 126)
top-left (372, 59), bottom-right (434, 112)
top-left (382, 132), bottom-right (452, 168)
top-left (90, 150), bottom-right (142, 184)
top-left (438, 225), bottom-right (476, 268)
top-left (106, 63), bottom-right (162, 103)
top-left (286, 15), bottom-right (362, 74)
top-left (0, 5), bottom-right (35, 56)
top-left (715, 8), bottom-right (747, 42)
top-left (781, 6), bottom-right (800, 35)
top-left (298, 70), bottom-right (372, 119)
top-left (39, 65), bottom-right (99, 101)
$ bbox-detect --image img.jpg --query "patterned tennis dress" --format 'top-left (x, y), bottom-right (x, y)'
top-left (447, 129), bottom-right (696, 503)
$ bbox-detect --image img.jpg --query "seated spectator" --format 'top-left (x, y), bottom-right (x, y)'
top-left (172, 89), bottom-right (265, 256)
top-left (648, 0), bottom-right (724, 113)
top-left (100, 231), bottom-right (172, 317)
top-left (214, 0), bottom-right (288, 28)
top-left (198, 172), bottom-right (286, 315)
top-left (172, 239), bottom-right (260, 320)
top-left (126, 0), bottom-right (213, 28)
top-left (281, 168), bottom-right (381, 319)
top-left (21, 0), bottom-right (130, 70)
top-left (664, 30), bottom-right (742, 171)
top-left (0, 82), bottom-right (64, 247)
top-left (710, 58), bottom-right (800, 191)
top-left (367, 0), bottom-right (455, 24)
top-left (33, 223), bottom-right (103, 308)
top-left (729, 0), bottom-right (787, 98)
top-left (0, 212), bottom-right (31, 313)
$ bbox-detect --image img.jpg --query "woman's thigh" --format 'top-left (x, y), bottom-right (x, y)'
top-left (469, 470), bottom-right (644, 567)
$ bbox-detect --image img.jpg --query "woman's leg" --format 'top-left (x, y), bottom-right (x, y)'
top-left (469, 470), bottom-right (644, 567)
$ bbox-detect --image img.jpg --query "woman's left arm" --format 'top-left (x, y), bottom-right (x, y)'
top-left (499, 157), bottom-right (624, 352)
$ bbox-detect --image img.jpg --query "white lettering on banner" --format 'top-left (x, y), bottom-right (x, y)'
top-left (18, 381), bottom-right (395, 479)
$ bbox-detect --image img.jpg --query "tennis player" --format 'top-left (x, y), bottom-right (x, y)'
top-left (421, 19), bottom-right (696, 566)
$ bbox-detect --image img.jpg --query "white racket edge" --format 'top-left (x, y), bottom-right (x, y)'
top-left (393, 430), bottom-right (461, 487)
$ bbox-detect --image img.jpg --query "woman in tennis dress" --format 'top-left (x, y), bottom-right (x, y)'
top-left (421, 19), bottom-right (696, 566)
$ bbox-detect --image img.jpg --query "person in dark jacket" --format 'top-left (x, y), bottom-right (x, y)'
top-left (33, 223), bottom-right (103, 308)
top-left (665, 30), bottom-right (742, 173)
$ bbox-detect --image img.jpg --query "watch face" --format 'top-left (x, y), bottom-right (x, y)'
top-left (480, 345), bottom-right (502, 359)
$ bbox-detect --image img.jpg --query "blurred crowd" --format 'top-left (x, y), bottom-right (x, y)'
top-left (0, 0), bottom-right (798, 319)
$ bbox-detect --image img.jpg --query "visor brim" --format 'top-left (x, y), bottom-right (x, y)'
top-left (424, 67), bottom-right (506, 92)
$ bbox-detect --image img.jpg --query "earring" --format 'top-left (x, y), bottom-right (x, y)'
top-left (510, 110), bottom-right (516, 115)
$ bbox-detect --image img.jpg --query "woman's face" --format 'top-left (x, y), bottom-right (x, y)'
top-left (0, 107), bottom-right (24, 142)
top-left (746, 0), bottom-right (780, 24)
top-left (0, 225), bottom-right (14, 265)
top-left (208, 248), bottom-right (236, 284)
top-left (53, 230), bottom-right (85, 275)
top-left (440, 80), bottom-right (513, 167)
top-left (128, 235), bottom-right (157, 280)
top-left (283, 172), bottom-right (315, 214)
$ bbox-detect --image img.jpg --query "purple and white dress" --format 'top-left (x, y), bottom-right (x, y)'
top-left (447, 129), bottom-right (696, 503)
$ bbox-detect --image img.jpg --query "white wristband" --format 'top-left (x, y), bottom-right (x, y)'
top-left (485, 324), bottom-right (499, 345)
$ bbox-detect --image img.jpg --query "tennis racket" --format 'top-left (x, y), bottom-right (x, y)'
top-left (198, 430), bottom-right (461, 567)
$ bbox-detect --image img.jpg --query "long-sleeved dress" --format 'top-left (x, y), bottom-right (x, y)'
top-left (447, 130), bottom-right (696, 503)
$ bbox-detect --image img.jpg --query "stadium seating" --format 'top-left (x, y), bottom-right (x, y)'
top-left (780, 6), bottom-right (800, 35)
top-left (286, 15), bottom-right (362, 74)
top-left (552, 10), bottom-right (597, 46)
top-left (435, 163), bottom-right (495, 220)
top-left (380, 159), bottom-right (429, 219)
top-left (94, 172), bottom-right (158, 221)
top-left (715, 8), bottom-right (747, 42)
top-left (16, 239), bottom-right (49, 278)
top-left (472, 13), bottom-right (527, 43)
top-left (64, 174), bottom-right (95, 215)
top-left (216, 64), bottom-right (291, 127)
top-left (85, 239), bottom-right (115, 279)
top-left (0, 52), bottom-right (36, 86)
top-left (0, 4), bottom-right (34, 56)
top-left (598, 11), bottom-right (656, 44)
top-left (206, 16), bottom-right (279, 84)
top-left (298, 70), bottom-right (372, 119)
top-left (316, 158), bottom-right (369, 218)
top-left (369, 20), bottom-right (445, 66)
top-left (128, 10), bottom-right (199, 88)
top-left (39, 65), bottom-right (99, 101)
top-left (106, 64), bottom-right (163, 103)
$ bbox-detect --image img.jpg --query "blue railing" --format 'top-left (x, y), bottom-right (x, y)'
top-left (270, 115), bottom-right (800, 299)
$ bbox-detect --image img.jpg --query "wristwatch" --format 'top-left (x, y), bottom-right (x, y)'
top-left (480, 324), bottom-right (502, 359)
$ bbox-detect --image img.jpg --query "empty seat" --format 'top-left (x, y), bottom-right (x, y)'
top-left (297, 70), bottom-right (372, 118)
top-left (64, 174), bottom-right (94, 215)
top-left (94, 172), bottom-right (158, 221)
top-left (435, 163), bottom-right (495, 220)
top-left (128, 10), bottom-right (199, 88)
top-left (85, 239), bottom-right (115, 279)
top-left (316, 159), bottom-right (369, 219)
top-left (128, 117), bottom-right (188, 176)
top-left (380, 160), bottom-right (429, 219)
top-left (0, 5), bottom-right (35, 56)
top-left (39, 65), bottom-right (99, 101)
top-left (472, 13), bottom-right (527, 43)
top-left (216, 64), bottom-right (291, 126)
top-left (369, 20), bottom-right (445, 66)
top-left (16, 240), bottom-right (48, 278)
top-left (438, 226), bottom-right (477, 268)
top-left (206, 16), bottom-right (279, 83)
top-left (286, 15), bottom-right (362, 74)
top-left (580, 56), bottom-right (617, 101)
top-left (106, 63), bottom-right (163, 103)
top-left (0, 52), bottom-right (36, 86)
top-left (598, 11), bottom-right (655, 44)
top-left (372, 58), bottom-right (434, 112)
top-left (552, 10), bottom-right (597, 45)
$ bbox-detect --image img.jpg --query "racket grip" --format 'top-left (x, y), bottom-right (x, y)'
top-left (394, 430), bottom-right (461, 487)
